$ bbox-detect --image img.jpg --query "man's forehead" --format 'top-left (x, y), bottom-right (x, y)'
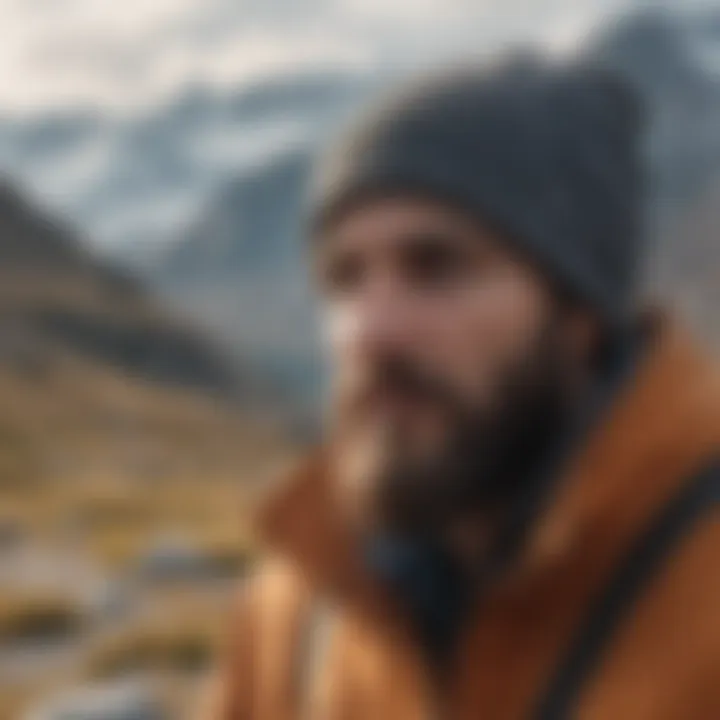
top-left (317, 195), bottom-right (490, 254)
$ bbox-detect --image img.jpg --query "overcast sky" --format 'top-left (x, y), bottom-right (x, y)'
top-left (1, 0), bottom-right (697, 116)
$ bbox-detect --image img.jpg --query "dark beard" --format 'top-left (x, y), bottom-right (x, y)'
top-left (370, 323), bottom-right (574, 539)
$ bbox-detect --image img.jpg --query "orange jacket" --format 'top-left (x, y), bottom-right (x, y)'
top-left (206, 318), bottom-right (720, 720)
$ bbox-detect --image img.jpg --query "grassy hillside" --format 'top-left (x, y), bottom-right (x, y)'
top-left (0, 182), bottom-right (296, 719)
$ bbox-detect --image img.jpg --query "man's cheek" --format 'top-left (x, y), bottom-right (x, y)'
top-left (404, 406), bottom-right (450, 452)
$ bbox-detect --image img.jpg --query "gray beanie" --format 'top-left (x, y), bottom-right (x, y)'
top-left (310, 55), bottom-right (647, 326)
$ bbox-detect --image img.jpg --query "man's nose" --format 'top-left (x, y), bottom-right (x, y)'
top-left (335, 283), bottom-right (415, 361)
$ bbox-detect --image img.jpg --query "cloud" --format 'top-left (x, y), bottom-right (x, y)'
top-left (0, 0), bottom-right (648, 115)
top-left (0, 0), bottom-right (695, 255)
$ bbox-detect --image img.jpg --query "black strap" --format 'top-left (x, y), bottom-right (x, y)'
top-left (535, 459), bottom-right (720, 720)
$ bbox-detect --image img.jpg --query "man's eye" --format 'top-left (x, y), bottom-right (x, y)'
top-left (404, 243), bottom-right (468, 287)
top-left (319, 254), bottom-right (364, 296)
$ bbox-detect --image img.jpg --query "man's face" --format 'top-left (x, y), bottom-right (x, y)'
top-left (315, 195), bottom-right (585, 535)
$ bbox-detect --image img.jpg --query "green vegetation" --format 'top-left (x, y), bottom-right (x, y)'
top-left (86, 623), bottom-right (216, 679)
top-left (0, 594), bottom-right (86, 644)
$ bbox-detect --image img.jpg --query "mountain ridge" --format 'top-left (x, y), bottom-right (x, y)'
top-left (153, 8), bottom-right (720, 410)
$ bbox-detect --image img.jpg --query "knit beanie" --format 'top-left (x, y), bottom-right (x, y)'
top-left (309, 55), bottom-right (647, 325)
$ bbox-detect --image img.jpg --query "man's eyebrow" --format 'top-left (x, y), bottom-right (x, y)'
top-left (395, 229), bottom-right (467, 246)
top-left (322, 224), bottom-right (476, 250)
top-left (392, 227), bottom-right (488, 258)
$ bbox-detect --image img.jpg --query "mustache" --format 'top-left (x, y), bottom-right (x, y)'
top-left (339, 357), bottom-right (463, 417)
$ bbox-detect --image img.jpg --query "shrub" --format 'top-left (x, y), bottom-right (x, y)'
top-left (86, 624), bottom-right (216, 679)
top-left (0, 594), bottom-right (85, 644)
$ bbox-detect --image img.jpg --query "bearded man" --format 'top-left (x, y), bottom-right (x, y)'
top-left (204, 56), bottom-right (720, 720)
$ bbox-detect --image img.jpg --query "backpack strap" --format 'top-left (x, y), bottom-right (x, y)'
top-left (535, 459), bottom-right (720, 720)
